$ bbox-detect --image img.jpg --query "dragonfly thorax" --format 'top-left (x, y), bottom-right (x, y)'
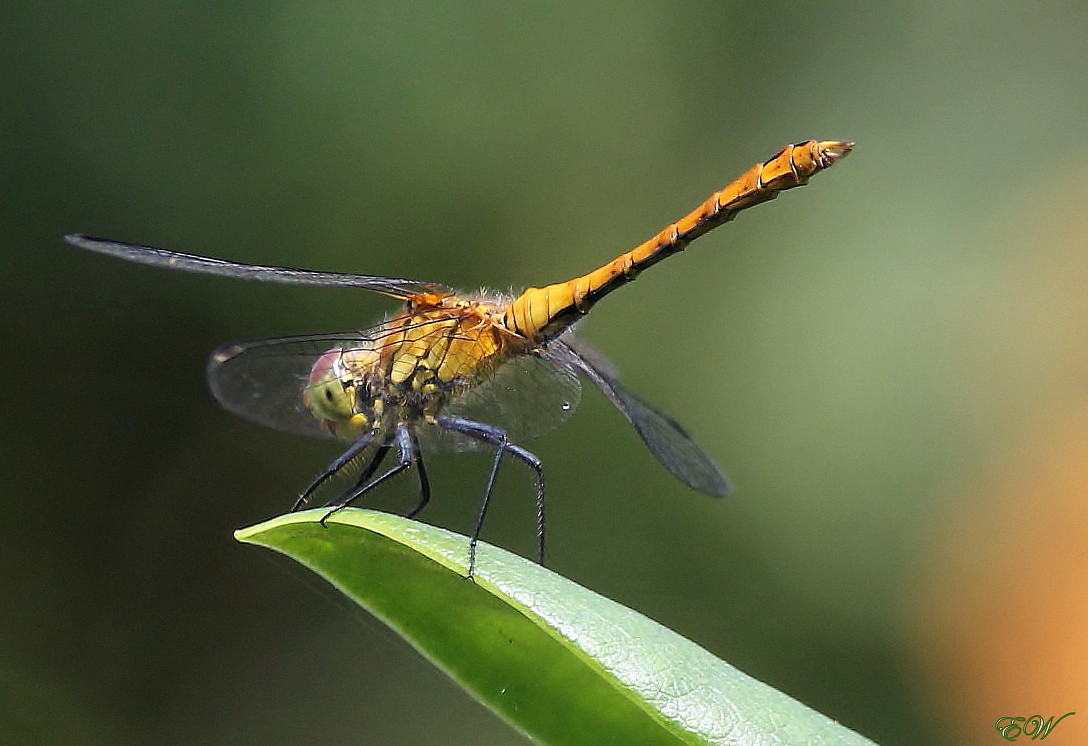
top-left (302, 298), bottom-right (531, 440)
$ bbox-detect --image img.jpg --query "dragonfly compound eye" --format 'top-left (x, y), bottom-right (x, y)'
top-left (303, 349), bottom-right (365, 430)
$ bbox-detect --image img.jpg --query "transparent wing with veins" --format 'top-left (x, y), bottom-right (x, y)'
top-left (555, 334), bottom-right (731, 498)
top-left (64, 234), bottom-right (452, 298)
top-left (421, 347), bottom-right (582, 452)
top-left (207, 333), bottom-right (370, 442)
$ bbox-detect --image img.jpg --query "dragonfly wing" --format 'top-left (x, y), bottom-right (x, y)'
top-left (65, 234), bottom-right (452, 299)
top-left (207, 332), bottom-right (374, 441)
top-left (556, 335), bottom-right (731, 497)
top-left (423, 350), bottom-right (582, 453)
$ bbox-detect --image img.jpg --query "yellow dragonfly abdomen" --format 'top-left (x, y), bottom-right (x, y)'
top-left (505, 140), bottom-right (852, 343)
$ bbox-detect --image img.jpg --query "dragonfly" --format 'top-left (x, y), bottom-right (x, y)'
top-left (67, 139), bottom-right (851, 572)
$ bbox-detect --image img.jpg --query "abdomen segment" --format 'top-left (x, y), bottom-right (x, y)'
top-left (503, 140), bottom-right (853, 343)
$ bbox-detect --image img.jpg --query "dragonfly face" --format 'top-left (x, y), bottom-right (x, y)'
top-left (304, 345), bottom-right (380, 438)
top-left (66, 139), bottom-right (852, 573)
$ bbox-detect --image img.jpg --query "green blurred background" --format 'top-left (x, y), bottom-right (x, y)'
top-left (4, 3), bottom-right (1088, 744)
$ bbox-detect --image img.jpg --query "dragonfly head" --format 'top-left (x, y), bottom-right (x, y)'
top-left (303, 346), bottom-right (381, 439)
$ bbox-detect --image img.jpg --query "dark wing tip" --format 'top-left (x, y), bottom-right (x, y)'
top-left (64, 233), bottom-right (101, 247)
top-left (702, 473), bottom-right (733, 498)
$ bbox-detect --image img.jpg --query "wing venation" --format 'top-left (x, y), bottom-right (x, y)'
top-left (65, 234), bottom-right (452, 299)
top-left (555, 334), bottom-right (731, 497)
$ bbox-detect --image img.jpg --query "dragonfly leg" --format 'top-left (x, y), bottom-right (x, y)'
top-left (292, 431), bottom-right (377, 511)
top-left (317, 443), bottom-right (391, 524)
top-left (321, 425), bottom-right (418, 524)
top-left (329, 442), bottom-right (392, 503)
top-left (436, 416), bottom-right (546, 575)
top-left (404, 430), bottom-right (431, 518)
top-left (506, 443), bottom-right (545, 566)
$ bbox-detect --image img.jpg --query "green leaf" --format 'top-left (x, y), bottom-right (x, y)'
top-left (236, 509), bottom-right (878, 746)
